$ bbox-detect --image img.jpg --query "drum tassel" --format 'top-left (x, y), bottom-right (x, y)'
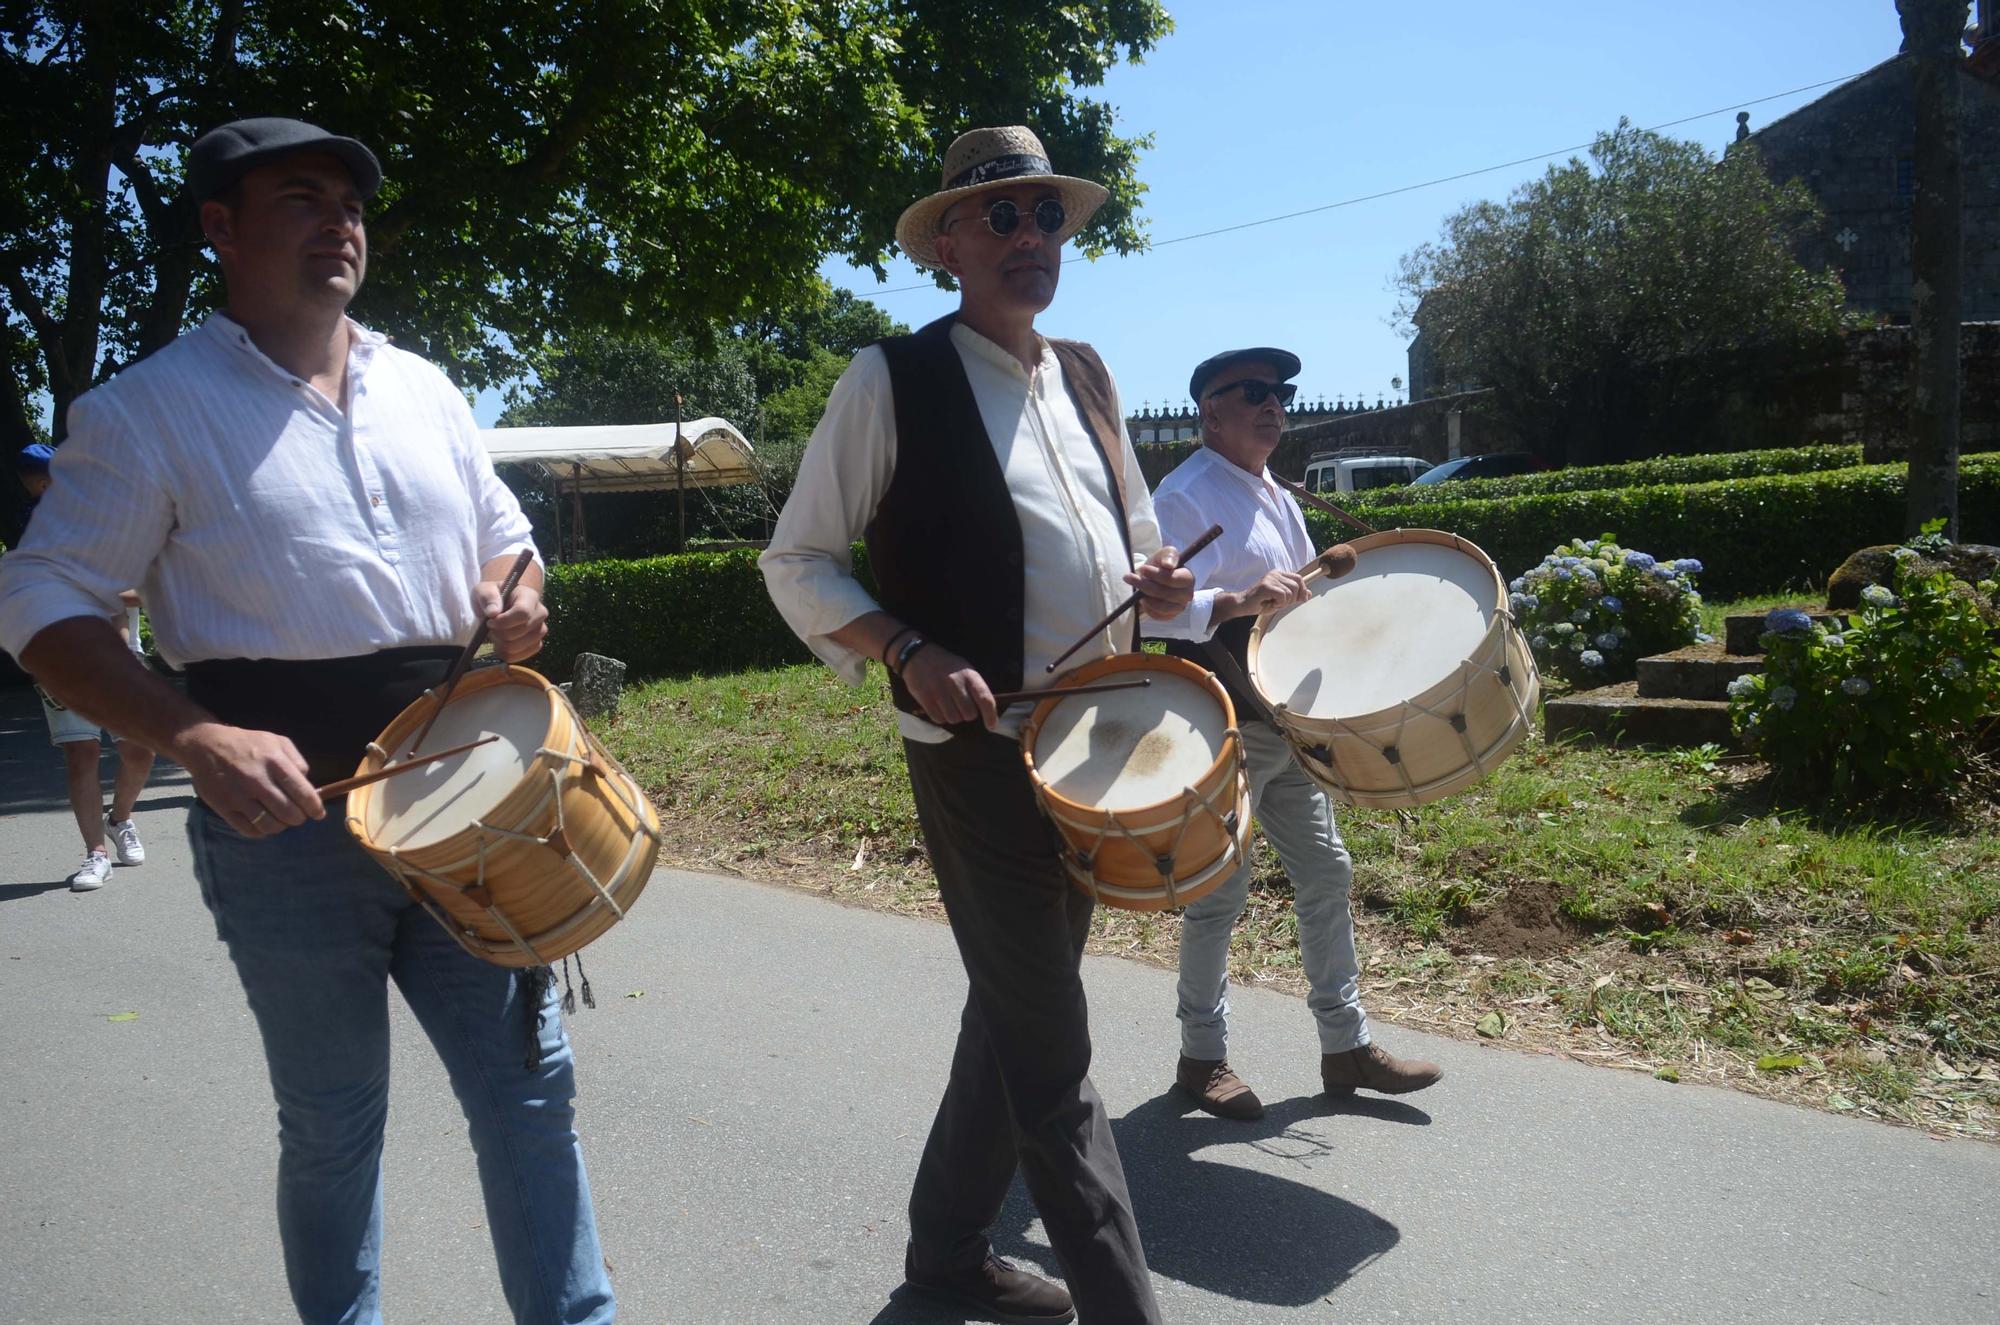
top-left (523, 965), bottom-right (555, 1070)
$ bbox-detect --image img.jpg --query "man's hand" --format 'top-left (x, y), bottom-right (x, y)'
top-left (900, 643), bottom-right (999, 730)
top-left (170, 721), bottom-right (322, 837)
top-left (475, 581), bottom-right (547, 662)
top-left (1220, 569), bottom-right (1310, 621)
top-left (1125, 546), bottom-right (1197, 621)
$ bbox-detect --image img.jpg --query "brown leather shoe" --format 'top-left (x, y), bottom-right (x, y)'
top-left (1322, 1042), bottom-right (1444, 1096)
top-left (905, 1249), bottom-right (1075, 1324)
top-left (1176, 1054), bottom-right (1267, 1120)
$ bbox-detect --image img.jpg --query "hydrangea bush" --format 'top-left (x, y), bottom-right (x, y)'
top-left (1509, 533), bottom-right (1706, 685)
top-left (1728, 549), bottom-right (2000, 797)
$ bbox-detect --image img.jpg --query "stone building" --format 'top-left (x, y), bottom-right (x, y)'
top-left (1738, 16), bottom-right (2000, 321)
top-left (1125, 395), bottom-right (1402, 445)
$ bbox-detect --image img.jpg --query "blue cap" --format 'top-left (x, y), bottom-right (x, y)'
top-left (16, 443), bottom-right (55, 473)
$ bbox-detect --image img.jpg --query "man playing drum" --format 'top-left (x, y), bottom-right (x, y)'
top-left (1146, 347), bottom-right (1443, 1120)
top-left (0, 118), bottom-right (615, 1324)
top-left (762, 126), bottom-right (1192, 1325)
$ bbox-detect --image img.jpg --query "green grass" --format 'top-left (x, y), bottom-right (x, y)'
top-left (597, 605), bottom-right (2000, 1138)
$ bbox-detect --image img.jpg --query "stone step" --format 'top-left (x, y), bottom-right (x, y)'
top-left (1723, 607), bottom-right (1848, 656)
top-left (1542, 681), bottom-right (1741, 750)
top-left (1636, 643), bottom-right (1765, 701)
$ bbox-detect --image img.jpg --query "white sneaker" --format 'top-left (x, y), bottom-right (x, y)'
top-left (70, 852), bottom-right (113, 891)
top-left (107, 814), bottom-right (145, 865)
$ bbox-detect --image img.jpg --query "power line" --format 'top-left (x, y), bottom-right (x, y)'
top-left (860, 71), bottom-right (1862, 297)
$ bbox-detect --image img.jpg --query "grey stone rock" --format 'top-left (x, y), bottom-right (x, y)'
top-left (570, 653), bottom-right (627, 720)
top-left (1825, 543), bottom-right (2000, 610)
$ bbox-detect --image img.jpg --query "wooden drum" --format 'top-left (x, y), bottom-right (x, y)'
top-left (1247, 528), bottom-right (1540, 808)
top-left (1020, 653), bottom-right (1250, 911)
top-left (347, 665), bottom-right (662, 967)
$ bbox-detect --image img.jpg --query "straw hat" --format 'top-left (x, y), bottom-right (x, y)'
top-left (895, 126), bottom-right (1110, 270)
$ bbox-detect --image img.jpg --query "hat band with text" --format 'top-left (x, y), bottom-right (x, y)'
top-left (947, 153), bottom-right (1054, 190)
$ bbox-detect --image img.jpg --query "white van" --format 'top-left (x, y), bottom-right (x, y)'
top-left (1300, 453), bottom-right (1433, 494)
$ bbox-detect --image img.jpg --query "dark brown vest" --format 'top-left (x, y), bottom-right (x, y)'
top-left (868, 315), bottom-right (1134, 731)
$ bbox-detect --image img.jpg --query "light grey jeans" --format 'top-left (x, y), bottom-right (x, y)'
top-left (1176, 718), bottom-right (1369, 1059)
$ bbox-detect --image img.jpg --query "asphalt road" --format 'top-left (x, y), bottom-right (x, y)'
top-left (2, 683), bottom-right (1996, 1324)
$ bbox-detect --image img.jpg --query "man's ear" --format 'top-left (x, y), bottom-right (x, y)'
top-left (933, 231), bottom-right (963, 280)
top-left (199, 199), bottom-right (235, 253)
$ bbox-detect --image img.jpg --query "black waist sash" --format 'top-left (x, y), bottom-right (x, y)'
top-left (1161, 616), bottom-right (1270, 726)
top-left (183, 646), bottom-right (460, 786)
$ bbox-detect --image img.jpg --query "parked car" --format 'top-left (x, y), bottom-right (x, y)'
top-left (1300, 453), bottom-right (1434, 494)
top-left (1408, 452), bottom-right (1549, 485)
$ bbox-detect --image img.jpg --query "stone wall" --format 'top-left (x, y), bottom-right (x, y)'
top-left (1745, 55), bottom-right (2000, 321)
top-left (1132, 326), bottom-right (2000, 487)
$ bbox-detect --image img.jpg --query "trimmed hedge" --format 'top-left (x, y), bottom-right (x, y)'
top-left (535, 455), bottom-right (1999, 680)
top-left (540, 549), bottom-right (811, 681)
top-left (1342, 443), bottom-right (1865, 511)
top-left (1306, 456), bottom-right (2000, 599)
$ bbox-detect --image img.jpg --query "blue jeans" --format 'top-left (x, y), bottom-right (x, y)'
top-left (188, 808), bottom-right (615, 1324)
top-left (1176, 720), bottom-right (1369, 1060)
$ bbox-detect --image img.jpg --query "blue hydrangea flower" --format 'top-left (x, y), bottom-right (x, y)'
top-left (1601, 595), bottom-right (1622, 613)
top-left (1594, 632), bottom-right (1620, 651)
top-left (1553, 568), bottom-right (1573, 582)
top-left (1510, 577), bottom-right (1526, 593)
top-left (1531, 635), bottom-right (1549, 650)
top-left (1561, 556), bottom-right (1583, 568)
top-left (1575, 565), bottom-right (1597, 581)
top-left (1509, 592), bottom-right (1527, 613)
top-left (1674, 558), bottom-right (1703, 575)
top-left (1623, 551), bottom-right (1656, 571)
top-left (1842, 676), bottom-right (1871, 697)
top-left (1861, 584), bottom-right (1897, 608)
top-left (1554, 622), bottom-right (1576, 637)
top-left (1765, 608), bottom-right (1814, 634)
top-left (1696, 632), bottom-right (1714, 644)
top-left (1523, 594), bottom-right (1539, 611)
top-left (1579, 650), bottom-right (1605, 668)
top-left (1822, 632), bottom-right (1845, 648)
top-left (1580, 540), bottom-right (1600, 553)
top-left (1571, 607), bottom-right (1593, 624)
top-left (1941, 656), bottom-right (1966, 680)
top-left (1769, 685), bottom-right (1797, 711)
top-left (1727, 674), bottom-right (1758, 699)
top-left (1653, 564), bottom-right (1679, 581)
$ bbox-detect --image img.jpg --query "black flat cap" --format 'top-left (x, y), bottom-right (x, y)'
top-left (1189, 346), bottom-right (1302, 402)
top-left (188, 117), bottom-right (382, 203)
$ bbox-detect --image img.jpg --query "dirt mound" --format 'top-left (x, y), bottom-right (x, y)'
top-left (1456, 878), bottom-right (1579, 959)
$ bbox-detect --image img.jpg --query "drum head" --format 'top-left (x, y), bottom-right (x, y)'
top-left (1031, 672), bottom-right (1226, 810)
top-left (363, 682), bottom-right (551, 850)
top-left (1258, 537), bottom-right (1500, 719)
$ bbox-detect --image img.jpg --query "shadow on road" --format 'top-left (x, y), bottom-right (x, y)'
top-left (861, 1090), bottom-right (1403, 1322)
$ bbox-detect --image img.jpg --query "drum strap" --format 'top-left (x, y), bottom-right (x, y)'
top-left (1199, 636), bottom-right (1285, 731)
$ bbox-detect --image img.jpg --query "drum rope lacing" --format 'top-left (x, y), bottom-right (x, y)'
top-left (1285, 627), bottom-right (1538, 803)
top-left (1052, 727), bottom-right (1248, 909)
top-left (375, 741), bottom-right (661, 965)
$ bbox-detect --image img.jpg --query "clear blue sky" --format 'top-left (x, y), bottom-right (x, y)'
top-left (785, 0), bottom-right (1903, 423)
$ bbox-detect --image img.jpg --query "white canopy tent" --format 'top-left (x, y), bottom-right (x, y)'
top-left (479, 418), bottom-right (762, 559)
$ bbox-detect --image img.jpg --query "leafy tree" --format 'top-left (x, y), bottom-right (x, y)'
top-left (1394, 124), bottom-right (1851, 466)
top-left (2, 0), bottom-right (1169, 447)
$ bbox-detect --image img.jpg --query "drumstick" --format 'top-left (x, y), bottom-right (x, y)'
top-left (1271, 472), bottom-right (1378, 535)
top-left (407, 547), bottom-right (536, 756)
top-left (989, 679), bottom-right (1151, 708)
top-left (315, 735), bottom-right (499, 799)
top-left (1044, 524), bottom-right (1224, 674)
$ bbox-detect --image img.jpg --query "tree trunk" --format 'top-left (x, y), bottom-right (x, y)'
top-left (1900, 0), bottom-right (1967, 538)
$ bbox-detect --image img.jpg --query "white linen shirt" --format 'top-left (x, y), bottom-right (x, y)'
top-left (1146, 445), bottom-right (1317, 642)
top-left (759, 322), bottom-right (1162, 741)
top-left (0, 314), bottom-right (534, 667)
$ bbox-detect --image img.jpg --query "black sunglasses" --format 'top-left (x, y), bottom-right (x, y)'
top-left (1205, 378), bottom-right (1298, 407)
top-left (943, 197), bottom-right (1067, 238)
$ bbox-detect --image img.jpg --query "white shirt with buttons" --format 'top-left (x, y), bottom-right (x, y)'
top-left (1144, 445), bottom-right (1318, 643)
top-left (0, 313), bottom-right (534, 667)
top-left (760, 321), bottom-right (1163, 741)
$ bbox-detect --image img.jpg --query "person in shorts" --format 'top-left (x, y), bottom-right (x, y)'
top-left (15, 443), bottom-right (154, 891)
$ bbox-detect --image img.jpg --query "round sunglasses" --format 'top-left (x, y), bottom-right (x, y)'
top-left (942, 197), bottom-right (1067, 239)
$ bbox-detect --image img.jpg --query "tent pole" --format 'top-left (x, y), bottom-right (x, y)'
top-left (571, 462), bottom-right (587, 559)
top-left (545, 466), bottom-right (564, 563)
top-left (674, 393), bottom-right (687, 553)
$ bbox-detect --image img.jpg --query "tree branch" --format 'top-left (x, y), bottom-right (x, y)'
top-left (0, 254), bottom-right (64, 379)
